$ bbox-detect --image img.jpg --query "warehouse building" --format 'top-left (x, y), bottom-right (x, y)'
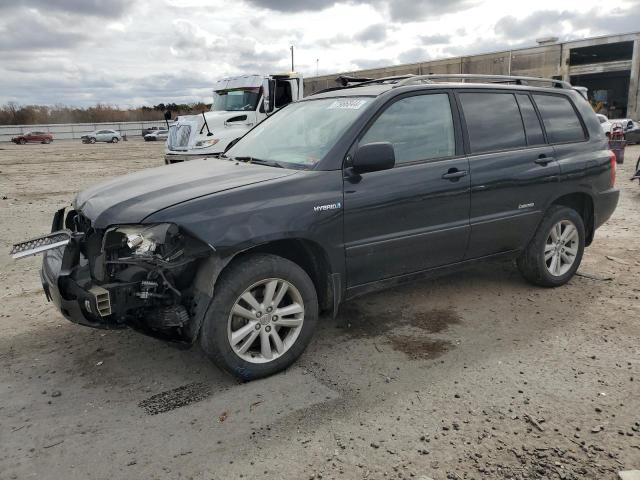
top-left (305, 32), bottom-right (640, 119)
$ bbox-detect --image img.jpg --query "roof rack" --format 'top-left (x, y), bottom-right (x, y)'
top-left (335, 75), bottom-right (374, 87)
top-left (311, 74), bottom-right (415, 96)
top-left (349, 75), bottom-right (415, 86)
top-left (392, 74), bottom-right (572, 89)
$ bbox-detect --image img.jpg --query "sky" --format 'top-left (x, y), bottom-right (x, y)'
top-left (0, 0), bottom-right (638, 107)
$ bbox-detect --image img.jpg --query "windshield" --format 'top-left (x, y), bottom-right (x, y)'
top-left (212, 88), bottom-right (260, 112)
top-left (227, 97), bottom-right (373, 167)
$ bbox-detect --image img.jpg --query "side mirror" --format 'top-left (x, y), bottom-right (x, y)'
top-left (262, 78), bottom-right (275, 113)
top-left (352, 142), bottom-right (395, 173)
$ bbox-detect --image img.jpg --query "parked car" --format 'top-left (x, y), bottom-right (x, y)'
top-left (142, 126), bottom-right (164, 137)
top-left (623, 121), bottom-right (640, 144)
top-left (81, 129), bottom-right (122, 144)
top-left (12, 75), bottom-right (619, 381)
top-left (11, 131), bottom-right (53, 144)
top-left (144, 129), bottom-right (169, 141)
top-left (596, 114), bottom-right (638, 138)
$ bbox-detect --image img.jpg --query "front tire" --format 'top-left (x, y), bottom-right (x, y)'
top-left (200, 253), bottom-right (318, 381)
top-left (111, 137), bottom-right (119, 143)
top-left (517, 205), bottom-right (585, 287)
top-left (89, 137), bottom-right (96, 144)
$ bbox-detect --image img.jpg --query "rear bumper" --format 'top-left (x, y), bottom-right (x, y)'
top-left (593, 188), bottom-right (619, 230)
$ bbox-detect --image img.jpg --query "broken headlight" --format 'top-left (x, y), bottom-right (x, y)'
top-left (106, 223), bottom-right (183, 259)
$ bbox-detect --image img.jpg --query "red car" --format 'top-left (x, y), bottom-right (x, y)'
top-left (11, 131), bottom-right (54, 144)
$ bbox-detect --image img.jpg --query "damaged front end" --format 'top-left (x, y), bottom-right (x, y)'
top-left (13, 208), bottom-right (215, 344)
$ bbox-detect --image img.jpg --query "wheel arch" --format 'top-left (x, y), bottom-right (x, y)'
top-left (191, 237), bottom-right (336, 331)
top-left (228, 238), bottom-right (335, 314)
top-left (548, 192), bottom-right (595, 246)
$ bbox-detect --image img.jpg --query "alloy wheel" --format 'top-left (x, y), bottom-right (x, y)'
top-left (227, 278), bottom-right (305, 364)
top-left (544, 219), bottom-right (579, 277)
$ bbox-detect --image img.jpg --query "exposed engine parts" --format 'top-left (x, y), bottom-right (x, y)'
top-left (44, 209), bottom-right (213, 339)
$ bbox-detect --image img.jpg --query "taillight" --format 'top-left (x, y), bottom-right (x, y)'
top-left (608, 150), bottom-right (616, 188)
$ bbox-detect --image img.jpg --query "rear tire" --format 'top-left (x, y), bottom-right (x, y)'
top-left (111, 137), bottom-right (119, 143)
top-left (517, 205), bottom-right (585, 287)
top-left (200, 253), bottom-right (318, 381)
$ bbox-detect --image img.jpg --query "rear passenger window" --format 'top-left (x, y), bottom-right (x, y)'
top-left (361, 94), bottom-right (455, 164)
top-left (515, 94), bottom-right (545, 146)
top-left (459, 93), bottom-right (526, 153)
top-left (533, 94), bottom-right (585, 143)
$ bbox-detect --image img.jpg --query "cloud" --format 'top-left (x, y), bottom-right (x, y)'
top-left (1, 0), bottom-right (638, 108)
top-left (0, 68), bottom-right (218, 107)
top-left (244, 0), bottom-right (476, 22)
top-left (386, 0), bottom-right (476, 22)
top-left (494, 3), bottom-right (640, 42)
top-left (0, 0), bottom-right (132, 18)
top-left (0, 14), bottom-right (88, 51)
top-left (168, 19), bottom-right (290, 75)
top-left (398, 47), bottom-right (431, 64)
top-left (495, 10), bottom-right (573, 40)
top-left (419, 34), bottom-right (451, 45)
top-left (352, 57), bottom-right (395, 70)
top-left (243, 0), bottom-right (338, 12)
top-left (354, 23), bottom-right (387, 43)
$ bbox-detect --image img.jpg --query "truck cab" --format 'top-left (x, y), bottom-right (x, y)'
top-left (164, 73), bottom-right (303, 164)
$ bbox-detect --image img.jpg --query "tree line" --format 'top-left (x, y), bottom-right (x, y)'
top-left (0, 102), bottom-right (212, 125)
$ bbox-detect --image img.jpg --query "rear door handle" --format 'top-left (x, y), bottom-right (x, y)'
top-left (442, 169), bottom-right (468, 180)
top-left (534, 154), bottom-right (554, 166)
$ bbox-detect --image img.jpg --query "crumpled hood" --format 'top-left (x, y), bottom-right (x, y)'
top-left (74, 159), bottom-right (296, 228)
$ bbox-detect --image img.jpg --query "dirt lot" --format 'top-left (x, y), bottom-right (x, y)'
top-left (1, 139), bottom-right (639, 480)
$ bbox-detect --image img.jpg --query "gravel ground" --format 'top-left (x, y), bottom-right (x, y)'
top-left (1, 139), bottom-right (639, 480)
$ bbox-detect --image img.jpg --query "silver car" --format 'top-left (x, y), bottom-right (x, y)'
top-left (143, 129), bottom-right (169, 141)
top-left (81, 129), bottom-right (122, 144)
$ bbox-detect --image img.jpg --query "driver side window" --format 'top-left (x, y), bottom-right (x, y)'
top-left (361, 93), bottom-right (455, 164)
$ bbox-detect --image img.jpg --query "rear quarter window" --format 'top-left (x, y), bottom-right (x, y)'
top-left (459, 92), bottom-right (526, 154)
top-left (533, 94), bottom-right (586, 143)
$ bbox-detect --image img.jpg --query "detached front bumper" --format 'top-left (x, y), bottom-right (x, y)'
top-left (41, 240), bottom-right (124, 329)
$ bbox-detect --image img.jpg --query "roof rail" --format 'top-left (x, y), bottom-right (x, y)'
top-left (311, 74), bottom-right (415, 96)
top-left (341, 74), bottom-right (415, 87)
top-left (335, 75), bottom-right (374, 87)
top-left (392, 74), bottom-right (572, 89)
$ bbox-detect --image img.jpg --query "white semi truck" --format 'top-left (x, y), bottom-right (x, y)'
top-left (164, 73), bottom-right (303, 163)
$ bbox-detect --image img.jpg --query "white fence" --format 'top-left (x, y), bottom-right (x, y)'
top-left (0, 120), bottom-right (169, 142)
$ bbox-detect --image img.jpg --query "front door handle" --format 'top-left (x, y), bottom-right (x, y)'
top-left (442, 169), bottom-right (468, 181)
top-left (534, 154), bottom-right (554, 166)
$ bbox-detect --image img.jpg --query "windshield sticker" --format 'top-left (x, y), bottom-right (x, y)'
top-left (328, 99), bottom-right (368, 110)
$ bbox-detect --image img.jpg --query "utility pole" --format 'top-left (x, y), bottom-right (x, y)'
top-left (316, 58), bottom-right (319, 77)
top-left (290, 45), bottom-right (294, 72)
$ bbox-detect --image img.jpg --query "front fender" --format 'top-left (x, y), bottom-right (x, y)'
top-left (144, 169), bottom-right (346, 289)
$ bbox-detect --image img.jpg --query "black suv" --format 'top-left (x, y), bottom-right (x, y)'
top-left (12, 74), bottom-right (619, 380)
